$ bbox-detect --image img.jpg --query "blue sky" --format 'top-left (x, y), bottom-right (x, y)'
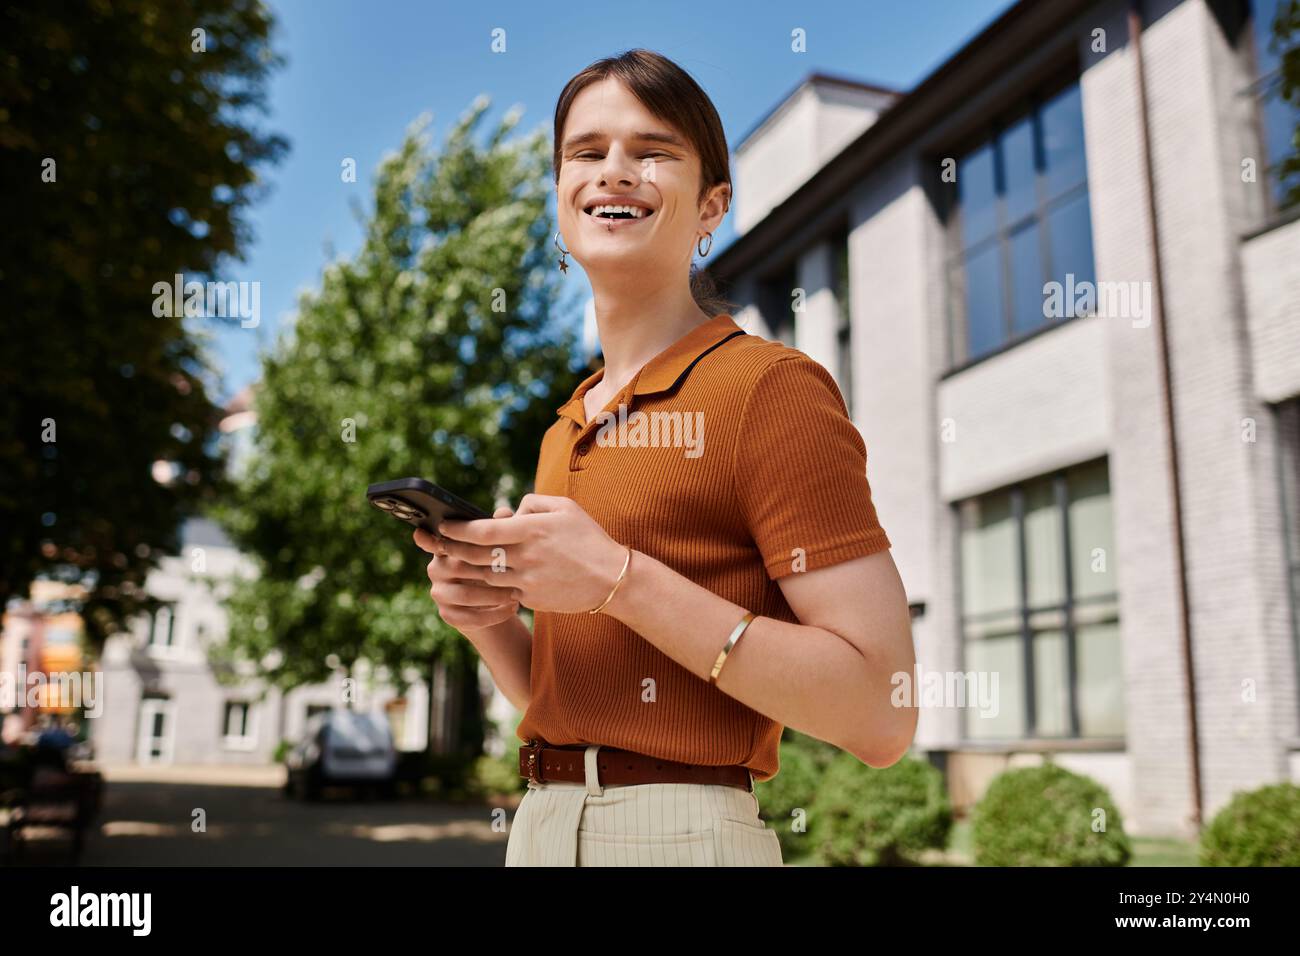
top-left (205, 0), bottom-right (1015, 404)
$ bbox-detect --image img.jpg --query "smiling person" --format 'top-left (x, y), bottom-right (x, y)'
top-left (413, 48), bottom-right (916, 867)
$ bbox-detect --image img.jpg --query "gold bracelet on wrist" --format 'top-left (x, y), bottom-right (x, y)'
top-left (710, 611), bottom-right (755, 685)
top-left (587, 545), bottom-right (632, 614)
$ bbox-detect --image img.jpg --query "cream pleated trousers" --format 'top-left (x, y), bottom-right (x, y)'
top-left (504, 745), bottom-right (784, 867)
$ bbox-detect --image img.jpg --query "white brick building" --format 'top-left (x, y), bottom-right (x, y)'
top-left (91, 392), bottom-right (436, 766)
top-left (709, 0), bottom-right (1300, 837)
top-left (92, 515), bottom-right (433, 766)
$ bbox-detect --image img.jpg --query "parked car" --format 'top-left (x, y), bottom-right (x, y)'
top-left (284, 709), bottom-right (397, 801)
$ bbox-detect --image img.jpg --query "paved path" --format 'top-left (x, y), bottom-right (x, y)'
top-left (12, 764), bottom-right (516, 866)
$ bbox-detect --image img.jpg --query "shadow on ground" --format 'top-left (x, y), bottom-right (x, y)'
top-left (10, 776), bottom-right (515, 866)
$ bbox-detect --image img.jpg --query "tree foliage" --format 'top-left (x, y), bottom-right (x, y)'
top-left (1267, 0), bottom-right (1300, 208)
top-left (0, 0), bottom-right (288, 642)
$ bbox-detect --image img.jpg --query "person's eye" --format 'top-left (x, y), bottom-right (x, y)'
top-left (573, 150), bottom-right (669, 160)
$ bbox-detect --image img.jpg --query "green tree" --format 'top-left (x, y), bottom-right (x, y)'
top-left (0, 0), bottom-right (287, 642)
top-left (211, 99), bottom-right (584, 758)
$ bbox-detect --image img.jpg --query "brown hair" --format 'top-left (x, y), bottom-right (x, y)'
top-left (553, 48), bottom-right (737, 317)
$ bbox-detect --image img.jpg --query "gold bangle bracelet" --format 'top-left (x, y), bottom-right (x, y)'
top-left (587, 545), bottom-right (632, 614)
top-left (710, 611), bottom-right (755, 685)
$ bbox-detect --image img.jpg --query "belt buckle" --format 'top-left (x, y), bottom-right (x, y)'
top-left (523, 738), bottom-right (545, 784)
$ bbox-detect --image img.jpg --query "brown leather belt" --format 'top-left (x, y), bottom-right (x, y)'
top-left (519, 738), bottom-right (753, 792)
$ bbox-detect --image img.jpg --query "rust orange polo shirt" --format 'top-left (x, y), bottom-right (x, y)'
top-left (514, 312), bottom-right (891, 781)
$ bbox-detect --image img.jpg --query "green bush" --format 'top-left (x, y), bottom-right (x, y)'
top-left (754, 732), bottom-right (839, 861)
top-left (1199, 782), bottom-right (1300, 866)
top-left (472, 734), bottom-right (526, 801)
top-left (803, 750), bottom-right (952, 866)
top-left (460, 712), bottom-right (526, 800)
top-left (972, 762), bottom-right (1131, 866)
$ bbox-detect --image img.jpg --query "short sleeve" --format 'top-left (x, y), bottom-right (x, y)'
top-left (732, 354), bottom-right (891, 580)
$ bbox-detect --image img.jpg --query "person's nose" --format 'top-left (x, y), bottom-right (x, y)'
top-left (597, 142), bottom-right (639, 187)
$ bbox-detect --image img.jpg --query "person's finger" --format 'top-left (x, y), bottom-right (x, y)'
top-left (438, 580), bottom-right (517, 607)
top-left (414, 527), bottom-right (441, 553)
top-left (439, 536), bottom-right (518, 570)
top-left (439, 512), bottom-right (533, 546)
top-left (421, 534), bottom-right (453, 563)
top-left (513, 493), bottom-right (569, 516)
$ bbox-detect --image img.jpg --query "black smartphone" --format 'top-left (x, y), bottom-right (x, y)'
top-left (366, 478), bottom-right (493, 534)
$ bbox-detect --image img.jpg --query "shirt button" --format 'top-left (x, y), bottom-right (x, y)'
top-left (576, 442), bottom-right (591, 456)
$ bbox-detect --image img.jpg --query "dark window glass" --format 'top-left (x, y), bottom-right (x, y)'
top-left (960, 143), bottom-right (998, 248)
top-left (1276, 400), bottom-right (1300, 734)
top-left (1046, 191), bottom-right (1096, 290)
top-left (1002, 115), bottom-right (1037, 225)
top-left (760, 266), bottom-right (798, 346)
top-left (948, 79), bottom-right (1093, 364)
top-left (960, 459), bottom-right (1123, 741)
top-left (1009, 222), bottom-right (1045, 337)
top-left (964, 243), bottom-right (1004, 359)
top-left (1041, 84), bottom-right (1088, 200)
top-left (834, 233), bottom-right (853, 417)
top-left (225, 702), bottom-right (250, 738)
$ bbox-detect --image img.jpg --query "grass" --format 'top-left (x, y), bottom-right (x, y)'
top-left (1129, 835), bottom-right (1199, 867)
top-left (936, 819), bottom-right (1198, 866)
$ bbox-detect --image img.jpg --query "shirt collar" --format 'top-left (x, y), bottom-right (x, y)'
top-left (556, 313), bottom-right (745, 425)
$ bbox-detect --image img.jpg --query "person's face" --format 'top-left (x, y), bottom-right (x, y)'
top-left (556, 77), bottom-right (728, 282)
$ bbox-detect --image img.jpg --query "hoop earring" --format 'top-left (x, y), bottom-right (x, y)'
top-left (697, 232), bottom-right (713, 257)
top-left (554, 231), bottom-right (571, 274)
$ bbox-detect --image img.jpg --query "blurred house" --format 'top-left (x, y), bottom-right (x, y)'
top-left (91, 386), bottom-right (439, 766)
top-left (707, 0), bottom-right (1300, 837)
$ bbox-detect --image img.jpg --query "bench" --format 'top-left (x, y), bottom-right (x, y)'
top-left (1, 765), bottom-right (103, 864)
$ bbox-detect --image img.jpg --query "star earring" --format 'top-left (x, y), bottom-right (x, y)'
top-left (554, 231), bottom-right (571, 274)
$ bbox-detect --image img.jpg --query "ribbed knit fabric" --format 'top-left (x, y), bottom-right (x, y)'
top-left (515, 313), bottom-right (892, 782)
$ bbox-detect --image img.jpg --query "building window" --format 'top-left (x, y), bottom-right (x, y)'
top-left (760, 264), bottom-right (798, 347)
top-left (831, 228), bottom-right (854, 417)
top-left (946, 78), bottom-right (1096, 366)
top-left (958, 457), bottom-right (1123, 740)
top-left (148, 603), bottom-right (177, 649)
top-left (222, 701), bottom-right (256, 749)
top-left (1248, 0), bottom-right (1300, 213)
top-left (137, 696), bottom-right (175, 764)
top-left (1278, 399), bottom-right (1300, 729)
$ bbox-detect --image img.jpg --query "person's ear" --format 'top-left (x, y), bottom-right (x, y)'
top-left (700, 182), bottom-right (729, 231)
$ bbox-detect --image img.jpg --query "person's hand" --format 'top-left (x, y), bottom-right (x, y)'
top-left (414, 505), bottom-right (520, 633)
top-left (433, 494), bottom-right (629, 615)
